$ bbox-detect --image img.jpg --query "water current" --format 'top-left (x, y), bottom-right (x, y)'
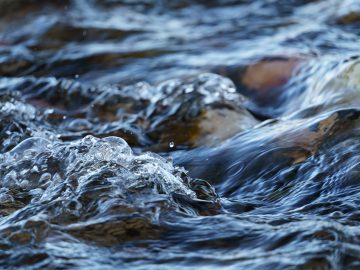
top-left (1, 0), bottom-right (360, 269)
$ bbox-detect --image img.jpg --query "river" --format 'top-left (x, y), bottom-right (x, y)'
top-left (1, 0), bottom-right (360, 269)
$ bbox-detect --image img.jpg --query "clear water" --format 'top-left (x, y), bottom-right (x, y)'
top-left (1, 0), bottom-right (360, 269)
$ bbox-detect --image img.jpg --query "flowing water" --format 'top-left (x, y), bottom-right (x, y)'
top-left (1, 0), bottom-right (360, 269)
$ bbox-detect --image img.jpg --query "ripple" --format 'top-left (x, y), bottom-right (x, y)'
top-left (2, 0), bottom-right (360, 269)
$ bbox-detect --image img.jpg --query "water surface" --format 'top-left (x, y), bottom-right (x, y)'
top-left (1, 0), bottom-right (360, 269)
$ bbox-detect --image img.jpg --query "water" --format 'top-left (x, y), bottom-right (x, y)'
top-left (1, 0), bottom-right (360, 269)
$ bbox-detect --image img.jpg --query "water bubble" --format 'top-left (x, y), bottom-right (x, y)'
top-left (7, 137), bottom-right (51, 161)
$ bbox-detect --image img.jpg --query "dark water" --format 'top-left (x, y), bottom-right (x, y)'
top-left (1, 0), bottom-right (360, 269)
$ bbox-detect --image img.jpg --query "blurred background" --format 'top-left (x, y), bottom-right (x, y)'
top-left (1, 0), bottom-right (359, 84)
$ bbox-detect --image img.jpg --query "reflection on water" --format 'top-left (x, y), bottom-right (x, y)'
top-left (1, 0), bottom-right (360, 269)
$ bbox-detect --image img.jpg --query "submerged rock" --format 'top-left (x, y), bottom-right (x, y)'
top-left (0, 74), bottom-right (257, 150)
top-left (287, 57), bottom-right (360, 118)
top-left (89, 73), bottom-right (258, 149)
top-left (214, 56), bottom-right (304, 118)
top-left (0, 135), bottom-right (218, 250)
top-left (146, 73), bottom-right (258, 149)
top-left (179, 107), bottom-right (360, 214)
